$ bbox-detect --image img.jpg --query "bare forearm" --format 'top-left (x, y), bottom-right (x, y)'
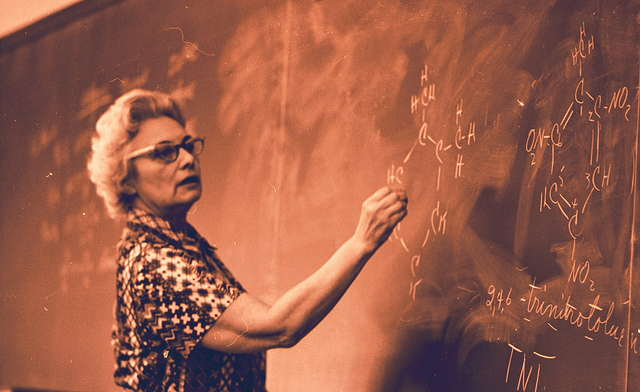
top-left (267, 236), bottom-right (373, 346)
top-left (202, 187), bottom-right (407, 353)
top-left (201, 236), bottom-right (375, 352)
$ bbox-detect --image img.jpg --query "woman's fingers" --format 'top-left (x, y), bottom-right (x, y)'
top-left (388, 201), bottom-right (408, 224)
top-left (375, 202), bottom-right (408, 244)
top-left (367, 186), bottom-right (408, 205)
top-left (373, 188), bottom-right (408, 217)
top-left (379, 189), bottom-right (408, 218)
top-left (376, 187), bottom-right (408, 209)
top-left (367, 186), bottom-right (394, 204)
top-left (355, 187), bottom-right (408, 247)
top-left (385, 198), bottom-right (408, 229)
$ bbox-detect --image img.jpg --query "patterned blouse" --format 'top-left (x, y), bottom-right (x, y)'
top-left (112, 208), bottom-right (267, 391)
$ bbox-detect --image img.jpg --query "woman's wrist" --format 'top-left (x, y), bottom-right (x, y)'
top-left (346, 235), bottom-right (377, 259)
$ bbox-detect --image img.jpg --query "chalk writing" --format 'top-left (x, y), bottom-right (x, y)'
top-left (526, 281), bottom-right (625, 347)
top-left (506, 344), bottom-right (546, 392)
top-left (409, 254), bottom-right (422, 301)
top-left (430, 17), bottom-right (636, 390)
top-left (570, 22), bottom-right (595, 77)
top-left (486, 284), bottom-right (513, 316)
top-left (389, 60), bottom-right (487, 302)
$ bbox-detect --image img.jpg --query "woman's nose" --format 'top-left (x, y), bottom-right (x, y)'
top-left (177, 146), bottom-right (197, 168)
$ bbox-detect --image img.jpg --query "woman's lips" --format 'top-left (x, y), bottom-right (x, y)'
top-left (178, 175), bottom-right (201, 186)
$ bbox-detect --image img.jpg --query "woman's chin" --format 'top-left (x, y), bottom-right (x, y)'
top-left (177, 184), bottom-right (203, 203)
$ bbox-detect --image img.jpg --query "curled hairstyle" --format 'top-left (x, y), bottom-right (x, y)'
top-left (87, 89), bottom-right (187, 219)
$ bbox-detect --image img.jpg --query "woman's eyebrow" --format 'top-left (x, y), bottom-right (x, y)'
top-left (156, 135), bottom-right (192, 145)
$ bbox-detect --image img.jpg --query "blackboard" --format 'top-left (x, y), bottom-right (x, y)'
top-left (0, 0), bottom-right (638, 391)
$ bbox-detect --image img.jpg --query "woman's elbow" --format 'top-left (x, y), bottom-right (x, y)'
top-left (275, 328), bottom-right (304, 349)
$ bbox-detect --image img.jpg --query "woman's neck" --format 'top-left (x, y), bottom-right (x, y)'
top-left (133, 198), bottom-right (190, 233)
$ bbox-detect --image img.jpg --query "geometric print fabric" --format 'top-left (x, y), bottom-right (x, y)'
top-left (112, 208), bottom-right (266, 391)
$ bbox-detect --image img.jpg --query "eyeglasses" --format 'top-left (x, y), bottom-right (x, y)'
top-left (127, 137), bottom-right (205, 163)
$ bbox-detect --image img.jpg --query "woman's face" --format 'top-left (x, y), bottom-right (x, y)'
top-left (127, 116), bottom-right (202, 219)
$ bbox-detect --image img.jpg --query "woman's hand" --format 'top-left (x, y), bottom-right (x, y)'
top-left (352, 186), bottom-right (408, 255)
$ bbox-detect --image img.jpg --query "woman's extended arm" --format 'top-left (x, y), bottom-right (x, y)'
top-left (200, 186), bottom-right (408, 353)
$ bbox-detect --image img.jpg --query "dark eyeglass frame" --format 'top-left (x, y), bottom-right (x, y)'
top-left (126, 137), bottom-right (205, 164)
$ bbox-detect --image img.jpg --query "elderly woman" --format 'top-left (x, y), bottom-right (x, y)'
top-left (87, 89), bottom-right (408, 392)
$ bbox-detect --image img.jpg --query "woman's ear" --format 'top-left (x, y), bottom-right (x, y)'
top-left (119, 176), bottom-right (137, 196)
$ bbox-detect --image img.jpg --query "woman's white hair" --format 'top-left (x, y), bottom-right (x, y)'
top-left (87, 89), bottom-right (186, 219)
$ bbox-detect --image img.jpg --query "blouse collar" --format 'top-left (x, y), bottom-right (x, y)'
top-left (125, 207), bottom-right (215, 256)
